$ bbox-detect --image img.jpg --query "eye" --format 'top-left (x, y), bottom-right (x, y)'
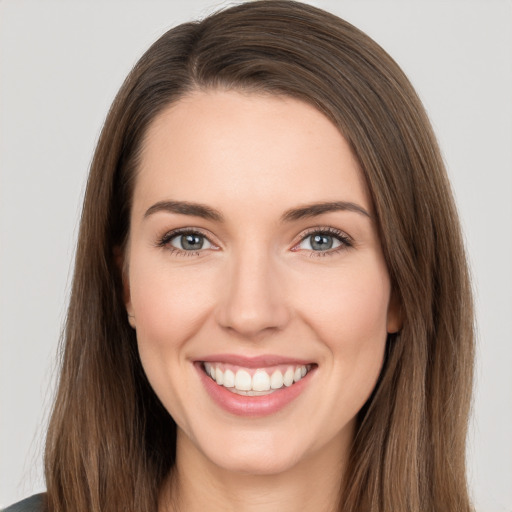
top-left (293, 228), bottom-right (352, 255)
top-left (169, 232), bottom-right (213, 251)
top-left (156, 229), bottom-right (217, 256)
top-left (299, 233), bottom-right (341, 251)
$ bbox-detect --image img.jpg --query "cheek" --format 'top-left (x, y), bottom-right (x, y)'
top-left (295, 258), bottom-right (390, 400)
top-left (297, 259), bottom-right (391, 345)
top-left (128, 257), bottom-right (220, 430)
top-left (128, 257), bottom-right (216, 364)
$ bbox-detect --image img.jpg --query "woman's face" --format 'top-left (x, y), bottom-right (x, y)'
top-left (124, 90), bottom-right (400, 475)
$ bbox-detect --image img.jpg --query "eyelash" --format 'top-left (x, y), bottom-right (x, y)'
top-left (296, 227), bottom-right (353, 258)
top-left (156, 226), bottom-right (353, 258)
top-left (156, 228), bottom-right (213, 258)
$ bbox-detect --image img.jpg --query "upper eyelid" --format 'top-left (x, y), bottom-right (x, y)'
top-left (298, 226), bottom-right (349, 237)
top-left (159, 227), bottom-right (216, 243)
top-left (293, 226), bottom-right (352, 244)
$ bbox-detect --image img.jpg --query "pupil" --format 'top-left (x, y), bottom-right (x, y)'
top-left (181, 234), bottom-right (203, 250)
top-left (311, 234), bottom-right (333, 251)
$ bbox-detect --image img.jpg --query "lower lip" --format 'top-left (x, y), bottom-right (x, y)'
top-left (196, 363), bottom-right (315, 417)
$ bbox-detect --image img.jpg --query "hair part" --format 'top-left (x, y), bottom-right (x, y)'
top-left (44, 2), bottom-right (474, 511)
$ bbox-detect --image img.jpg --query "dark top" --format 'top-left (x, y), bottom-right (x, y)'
top-left (2, 494), bottom-right (45, 512)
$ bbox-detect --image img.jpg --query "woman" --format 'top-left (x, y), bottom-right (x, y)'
top-left (4, 1), bottom-right (474, 511)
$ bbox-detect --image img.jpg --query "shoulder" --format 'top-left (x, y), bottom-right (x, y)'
top-left (2, 494), bottom-right (46, 512)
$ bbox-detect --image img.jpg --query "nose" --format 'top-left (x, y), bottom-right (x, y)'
top-left (215, 247), bottom-right (291, 340)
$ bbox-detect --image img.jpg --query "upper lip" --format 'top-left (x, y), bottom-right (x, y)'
top-left (197, 354), bottom-right (315, 368)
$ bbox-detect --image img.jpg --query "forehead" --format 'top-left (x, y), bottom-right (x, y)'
top-left (134, 89), bottom-right (371, 217)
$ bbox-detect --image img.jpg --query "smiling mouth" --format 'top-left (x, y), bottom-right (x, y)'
top-left (202, 362), bottom-right (314, 396)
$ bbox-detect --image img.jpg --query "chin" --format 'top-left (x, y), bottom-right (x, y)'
top-left (206, 444), bottom-right (303, 476)
top-left (188, 425), bottom-right (307, 476)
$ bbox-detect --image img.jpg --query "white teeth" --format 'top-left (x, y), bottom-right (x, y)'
top-left (204, 362), bottom-right (215, 379)
top-left (270, 370), bottom-right (284, 389)
top-left (223, 369), bottom-right (235, 388)
top-left (283, 368), bottom-right (294, 387)
top-left (234, 369), bottom-right (252, 391)
top-left (252, 369), bottom-right (271, 391)
top-left (203, 362), bottom-right (312, 393)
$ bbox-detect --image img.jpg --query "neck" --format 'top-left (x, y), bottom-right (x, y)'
top-left (159, 428), bottom-right (351, 512)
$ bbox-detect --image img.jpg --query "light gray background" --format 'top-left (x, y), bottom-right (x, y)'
top-left (1, 0), bottom-right (511, 509)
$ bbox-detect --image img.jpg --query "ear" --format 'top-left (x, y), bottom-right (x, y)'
top-left (114, 246), bottom-right (136, 329)
top-left (386, 289), bottom-right (402, 334)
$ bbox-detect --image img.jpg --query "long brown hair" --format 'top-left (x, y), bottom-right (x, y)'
top-left (44, 1), bottom-right (474, 511)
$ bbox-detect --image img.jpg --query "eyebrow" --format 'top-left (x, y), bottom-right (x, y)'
top-left (143, 200), bottom-right (371, 223)
top-left (144, 201), bottom-right (224, 222)
top-left (281, 201), bottom-right (371, 222)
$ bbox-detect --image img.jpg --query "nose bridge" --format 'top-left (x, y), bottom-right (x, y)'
top-left (216, 240), bottom-right (290, 338)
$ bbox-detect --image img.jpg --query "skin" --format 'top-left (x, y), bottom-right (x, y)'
top-left (123, 90), bottom-right (401, 512)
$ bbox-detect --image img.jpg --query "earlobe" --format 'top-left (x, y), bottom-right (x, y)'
top-left (123, 271), bottom-right (137, 330)
top-left (127, 311), bottom-right (136, 329)
top-left (114, 246), bottom-right (136, 329)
